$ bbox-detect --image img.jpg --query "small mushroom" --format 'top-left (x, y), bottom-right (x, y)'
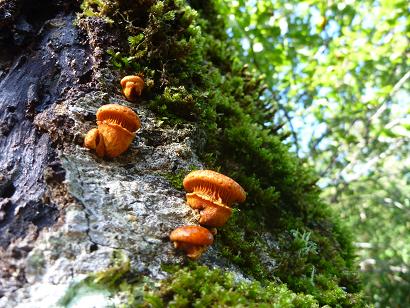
top-left (84, 128), bottom-right (105, 157)
top-left (83, 104), bottom-right (141, 158)
top-left (84, 128), bottom-right (99, 150)
top-left (183, 170), bottom-right (246, 227)
top-left (170, 225), bottom-right (214, 260)
top-left (120, 75), bottom-right (144, 101)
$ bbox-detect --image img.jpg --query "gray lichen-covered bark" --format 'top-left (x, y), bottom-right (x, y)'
top-left (0, 1), bottom-right (251, 306)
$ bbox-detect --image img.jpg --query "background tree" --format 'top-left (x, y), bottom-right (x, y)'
top-left (223, 0), bottom-right (410, 306)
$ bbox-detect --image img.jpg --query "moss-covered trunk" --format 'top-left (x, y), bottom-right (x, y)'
top-left (0, 0), bottom-right (366, 306)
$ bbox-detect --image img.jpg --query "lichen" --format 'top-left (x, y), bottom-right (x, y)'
top-left (58, 251), bottom-right (145, 307)
top-left (76, 0), bottom-right (367, 305)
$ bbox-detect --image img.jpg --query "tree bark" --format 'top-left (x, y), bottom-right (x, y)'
top-left (0, 1), bottom-right (232, 305)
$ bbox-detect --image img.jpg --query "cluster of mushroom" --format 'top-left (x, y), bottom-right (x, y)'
top-left (82, 75), bottom-right (246, 261)
top-left (84, 75), bottom-right (144, 158)
top-left (170, 170), bottom-right (246, 260)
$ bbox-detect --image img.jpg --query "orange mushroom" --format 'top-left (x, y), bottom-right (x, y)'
top-left (84, 128), bottom-right (105, 157)
top-left (170, 225), bottom-right (214, 259)
top-left (84, 127), bottom-right (100, 150)
top-left (120, 75), bottom-right (144, 101)
top-left (183, 170), bottom-right (246, 227)
top-left (83, 104), bottom-right (141, 158)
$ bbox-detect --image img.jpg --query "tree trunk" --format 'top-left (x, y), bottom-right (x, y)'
top-left (0, 1), bottom-right (204, 304)
top-left (0, 1), bottom-right (365, 306)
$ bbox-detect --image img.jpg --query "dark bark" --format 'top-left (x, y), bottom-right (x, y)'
top-left (0, 0), bottom-right (89, 248)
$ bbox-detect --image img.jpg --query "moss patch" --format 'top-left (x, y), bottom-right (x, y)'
top-left (78, 0), bottom-right (367, 305)
top-left (61, 257), bottom-right (322, 307)
top-left (147, 265), bottom-right (321, 307)
top-left (162, 165), bottom-right (198, 191)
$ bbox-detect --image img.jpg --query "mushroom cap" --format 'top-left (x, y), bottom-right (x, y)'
top-left (96, 104), bottom-right (141, 132)
top-left (84, 128), bottom-right (100, 150)
top-left (169, 225), bottom-right (214, 246)
top-left (84, 128), bottom-right (106, 157)
top-left (120, 75), bottom-right (144, 88)
top-left (183, 170), bottom-right (246, 205)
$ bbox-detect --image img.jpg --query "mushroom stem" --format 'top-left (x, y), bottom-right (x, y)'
top-left (209, 228), bottom-right (217, 236)
top-left (175, 242), bottom-right (208, 259)
top-left (186, 245), bottom-right (208, 260)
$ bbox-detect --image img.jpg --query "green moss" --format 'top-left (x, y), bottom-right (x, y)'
top-left (163, 169), bottom-right (186, 190)
top-left (78, 0), bottom-right (367, 305)
top-left (148, 265), bottom-right (320, 307)
top-left (61, 261), bottom-right (321, 307)
top-left (163, 165), bottom-right (198, 190)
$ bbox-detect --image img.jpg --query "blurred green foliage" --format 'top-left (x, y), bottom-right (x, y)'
top-left (223, 0), bottom-right (409, 306)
